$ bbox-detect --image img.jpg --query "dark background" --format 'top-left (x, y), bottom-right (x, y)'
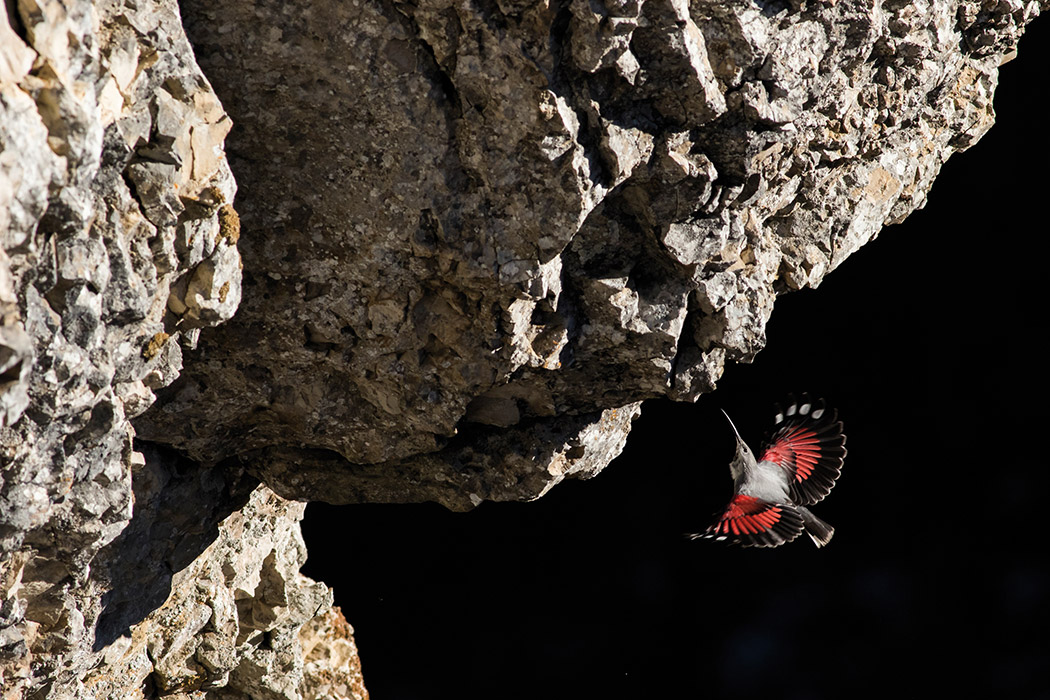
top-left (302, 21), bottom-right (1049, 699)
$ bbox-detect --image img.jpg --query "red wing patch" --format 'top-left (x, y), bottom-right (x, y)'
top-left (690, 494), bottom-right (805, 548)
top-left (760, 395), bottom-right (847, 506)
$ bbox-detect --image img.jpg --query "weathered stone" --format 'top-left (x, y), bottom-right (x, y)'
top-left (299, 607), bottom-right (369, 700)
top-left (0, 0), bottom-right (373, 690)
top-left (80, 448), bottom-right (345, 700)
top-left (0, 251), bottom-right (33, 429)
top-left (249, 403), bottom-right (642, 511)
top-left (2, 0), bottom-right (1045, 697)
top-left (133, 0), bottom-right (1044, 511)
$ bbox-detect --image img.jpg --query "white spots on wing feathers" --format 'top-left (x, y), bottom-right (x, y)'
top-left (776, 394), bottom-right (825, 423)
top-left (694, 394), bottom-right (845, 549)
top-left (687, 532), bottom-right (728, 542)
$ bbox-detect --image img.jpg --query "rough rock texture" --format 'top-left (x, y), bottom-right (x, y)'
top-left (136, 0), bottom-right (1045, 509)
top-left (1, 0), bottom-right (1045, 697)
top-left (1, 0), bottom-right (363, 698)
top-left (298, 607), bottom-right (369, 700)
top-left (79, 458), bottom-right (350, 700)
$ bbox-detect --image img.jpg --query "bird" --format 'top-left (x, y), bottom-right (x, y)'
top-left (689, 394), bottom-right (847, 548)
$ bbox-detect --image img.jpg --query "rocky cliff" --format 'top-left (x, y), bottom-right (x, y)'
top-left (1, 0), bottom-right (1044, 697)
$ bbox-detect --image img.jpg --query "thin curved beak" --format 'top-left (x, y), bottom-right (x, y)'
top-left (720, 408), bottom-right (743, 442)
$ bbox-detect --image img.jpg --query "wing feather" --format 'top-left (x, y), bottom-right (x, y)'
top-left (760, 394), bottom-right (847, 506)
top-left (689, 494), bottom-right (805, 548)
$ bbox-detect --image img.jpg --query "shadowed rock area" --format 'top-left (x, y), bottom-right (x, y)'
top-left (1, 0), bottom-right (1044, 697)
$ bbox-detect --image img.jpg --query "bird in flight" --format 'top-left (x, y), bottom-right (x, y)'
top-left (690, 395), bottom-right (847, 548)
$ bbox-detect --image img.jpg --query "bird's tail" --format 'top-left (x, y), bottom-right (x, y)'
top-left (799, 507), bottom-right (834, 548)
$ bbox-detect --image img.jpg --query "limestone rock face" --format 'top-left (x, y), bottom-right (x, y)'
top-left (79, 457), bottom-right (344, 700)
top-left (136, 0), bottom-right (1043, 508)
top-left (1, 0), bottom-right (1044, 697)
top-left (1, 1), bottom-right (361, 698)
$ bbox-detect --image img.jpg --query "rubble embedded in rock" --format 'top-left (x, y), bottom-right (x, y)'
top-left (137, 0), bottom-right (1045, 507)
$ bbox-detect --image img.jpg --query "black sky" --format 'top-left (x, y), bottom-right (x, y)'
top-left (302, 19), bottom-right (1050, 699)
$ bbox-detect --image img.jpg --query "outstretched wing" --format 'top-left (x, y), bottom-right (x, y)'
top-left (760, 394), bottom-right (847, 506)
top-left (689, 494), bottom-right (805, 548)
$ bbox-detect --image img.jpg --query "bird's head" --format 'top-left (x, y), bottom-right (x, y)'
top-left (721, 408), bottom-right (755, 479)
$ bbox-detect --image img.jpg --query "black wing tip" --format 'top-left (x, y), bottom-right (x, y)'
top-left (774, 393), bottom-right (839, 420)
top-left (771, 394), bottom-right (847, 445)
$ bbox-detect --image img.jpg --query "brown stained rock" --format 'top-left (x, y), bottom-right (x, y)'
top-left (299, 607), bottom-right (370, 700)
top-left (143, 331), bottom-right (171, 360)
top-left (216, 205), bottom-right (241, 247)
